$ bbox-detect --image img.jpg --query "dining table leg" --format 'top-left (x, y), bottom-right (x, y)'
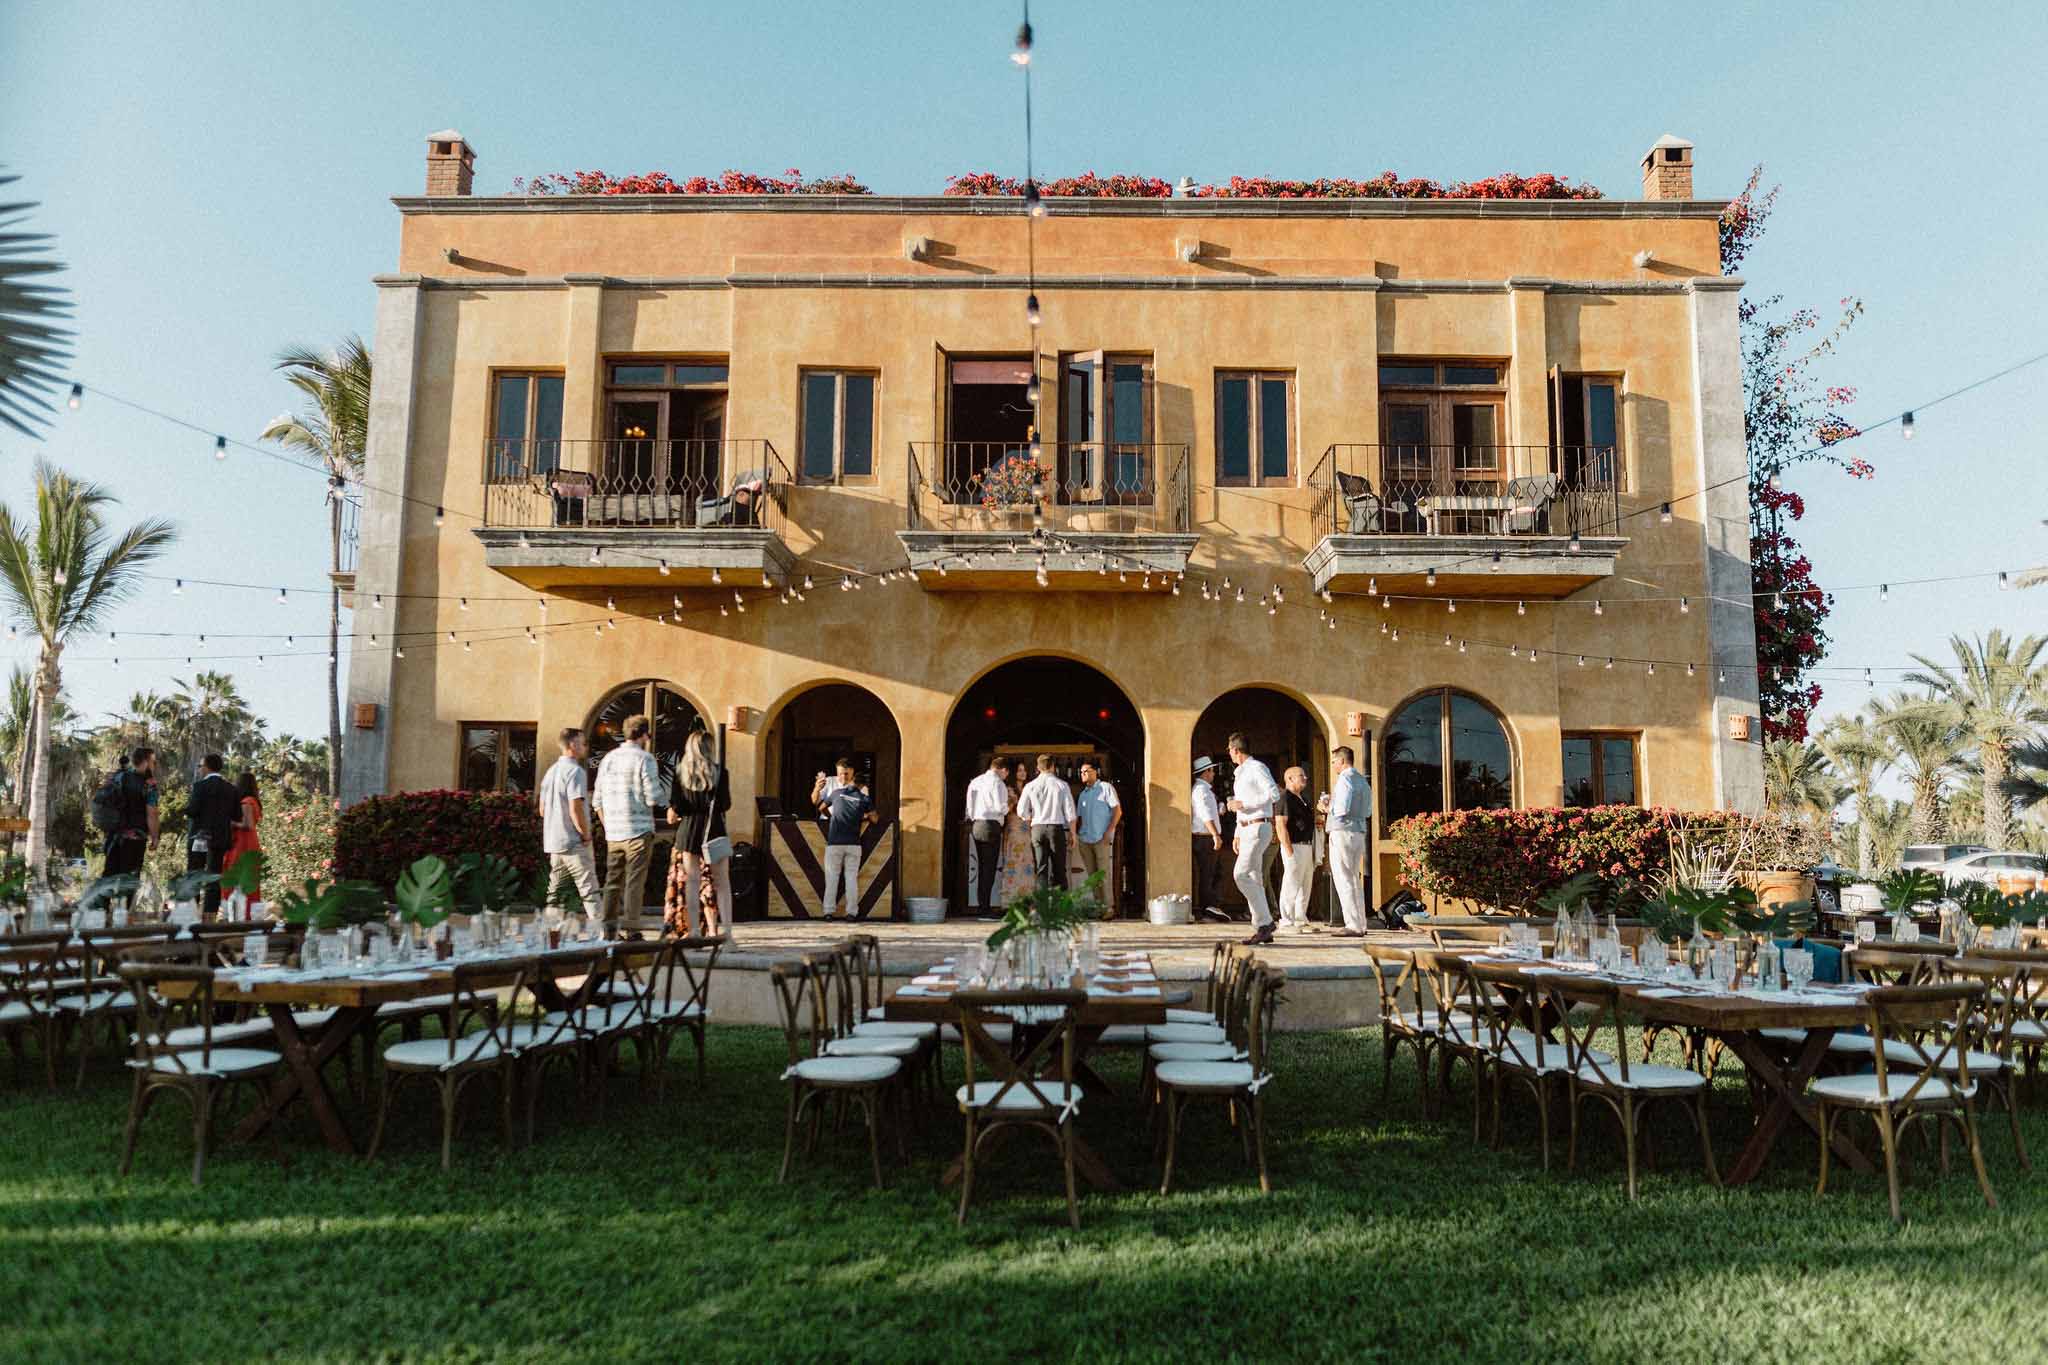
top-left (231, 1004), bottom-right (375, 1155)
top-left (1718, 1027), bottom-right (1874, 1185)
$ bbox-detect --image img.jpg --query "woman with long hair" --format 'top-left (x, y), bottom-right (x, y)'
top-left (664, 728), bottom-right (732, 936)
top-left (990, 760), bottom-right (1035, 909)
top-left (221, 771), bottom-right (263, 901)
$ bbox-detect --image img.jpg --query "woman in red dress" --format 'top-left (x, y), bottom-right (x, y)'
top-left (221, 771), bottom-right (263, 899)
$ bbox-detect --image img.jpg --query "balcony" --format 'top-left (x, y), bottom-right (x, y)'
top-left (1303, 444), bottom-right (1626, 599)
top-left (472, 438), bottom-right (797, 590)
top-left (898, 441), bottom-right (1198, 590)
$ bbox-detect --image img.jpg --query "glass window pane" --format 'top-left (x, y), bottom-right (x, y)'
top-left (1452, 405), bottom-right (1499, 471)
top-left (671, 364), bottom-right (729, 385)
top-left (1384, 694), bottom-right (1445, 822)
top-left (1447, 694), bottom-right (1512, 810)
top-left (609, 364), bottom-right (667, 386)
top-left (801, 372), bottom-right (838, 480)
top-left (1379, 363), bottom-right (1436, 387)
top-left (1585, 382), bottom-right (1617, 448)
top-left (651, 685), bottom-right (701, 793)
top-left (1109, 363), bottom-right (1146, 443)
top-left (460, 726), bottom-right (500, 791)
top-left (1562, 737), bottom-right (1595, 807)
top-left (532, 376), bottom-right (563, 474)
top-left (1259, 378), bottom-right (1290, 480)
top-left (1444, 364), bottom-right (1501, 385)
top-left (504, 727), bottom-right (538, 794)
top-left (841, 375), bottom-right (874, 477)
top-left (1601, 738), bottom-right (1636, 805)
top-left (1218, 378), bottom-right (1250, 481)
top-left (492, 376), bottom-right (529, 440)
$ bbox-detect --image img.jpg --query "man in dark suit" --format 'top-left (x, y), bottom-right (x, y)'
top-left (186, 753), bottom-right (240, 917)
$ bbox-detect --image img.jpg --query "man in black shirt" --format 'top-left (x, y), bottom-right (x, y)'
top-left (104, 747), bottom-right (160, 878)
top-left (817, 758), bottom-right (874, 920)
top-left (186, 753), bottom-right (239, 917)
top-left (1276, 765), bottom-right (1317, 932)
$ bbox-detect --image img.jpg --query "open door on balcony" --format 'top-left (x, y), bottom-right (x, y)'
top-left (945, 355), bottom-right (1034, 503)
top-left (1061, 351), bottom-right (1152, 508)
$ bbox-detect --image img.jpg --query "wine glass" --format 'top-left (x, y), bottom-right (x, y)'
top-left (1784, 949), bottom-right (1814, 995)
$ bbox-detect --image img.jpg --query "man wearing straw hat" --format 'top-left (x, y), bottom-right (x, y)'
top-left (1191, 756), bottom-right (1226, 922)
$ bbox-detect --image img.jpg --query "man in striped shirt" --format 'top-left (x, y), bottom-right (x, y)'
top-left (592, 715), bottom-right (668, 935)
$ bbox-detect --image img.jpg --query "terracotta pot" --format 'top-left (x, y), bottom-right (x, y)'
top-left (1743, 869), bottom-right (1815, 908)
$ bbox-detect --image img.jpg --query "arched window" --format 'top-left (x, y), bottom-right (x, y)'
top-left (585, 680), bottom-right (702, 792)
top-left (1383, 689), bottom-right (1513, 823)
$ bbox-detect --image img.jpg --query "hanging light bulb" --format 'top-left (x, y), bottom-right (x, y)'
top-left (594, 624), bottom-right (603, 636)
top-left (446, 630), bottom-right (456, 642)
top-left (1679, 596), bottom-right (1691, 614)
top-left (518, 531), bottom-right (531, 549)
top-left (936, 560), bottom-right (947, 577)
top-left (1516, 600), bottom-right (1526, 617)
top-left (840, 575), bottom-right (852, 592)
top-left (67, 383), bottom-right (82, 410)
top-left (1528, 648), bottom-right (1538, 665)
top-left (1025, 375), bottom-right (1041, 405)
top-left (1447, 599), bottom-right (1457, 614)
top-left (275, 587), bottom-right (288, 605)
top-left (51, 566), bottom-right (65, 586)
top-left (1490, 551), bottom-right (1502, 572)
top-left (1687, 662), bottom-right (1695, 677)
top-left (395, 646), bottom-right (405, 659)
top-left (1273, 586), bottom-right (1284, 604)
top-left (1035, 566), bottom-right (1049, 588)
top-left (213, 435), bottom-right (228, 461)
top-left (1170, 580), bottom-right (1180, 596)
top-left (711, 567), bottom-right (722, 585)
top-left (1605, 657), bottom-right (1614, 670)
top-left (1864, 667), bottom-right (1874, 687)
top-left (1142, 573), bottom-right (1151, 591)
top-left (802, 575), bottom-right (814, 591)
top-left (606, 617), bottom-right (617, 631)
top-left (1011, 19), bottom-right (1032, 63)
top-left (463, 640), bottom-right (472, 653)
top-left (368, 633), bottom-right (378, 646)
top-left (1443, 633), bottom-right (1452, 648)
top-left (196, 634), bottom-right (205, 645)
top-left (672, 594), bottom-right (681, 610)
top-left (1200, 582), bottom-right (1211, 601)
top-left (1767, 472), bottom-right (1782, 491)
top-left (1320, 588), bottom-right (1332, 604)
top-left (170, 579), bottom-right (184, 595)
top-left (1659, 503), bottom-right (1673, 525)
top-left (1391, 628), bottom-right (1400, 643)
top-left (285, 634), bottom-right (294, 646)
top-left (1457, 639), bottom-right (1466, 653)
top-left (1425, 567), bottom-right (1437, 587)
top-left (720, 604), bottom-right (729, 617)
top-left (458, 596), bottom-right (470, 612)
top-left (1509, 645), bottom-right (1518, 658)
top-left (526, 628), bottom-right (537, 644)
top-left (1718, 668), bottom-right (1728, 684)
top-left (1379, 620), bottom-right (1388, 635)
top-left (1998, 571), bottom-right (2011, 589)
top-left (658, 559), bottom-right (670, 575)
top-left (1235, 587), bottom-right (1245, 604)
top-left (256, 654), bottom-right (264, 666)
top-left (1900, 410), bottom-right (1915, 439)
top-left (1025, 293), bottom-right (1042, 327)
top-left (606, 595), bottom-right (616, 611)
top-left (1568, 532), bottom-right (1582, 553)
top-left (434, 505), bottom-right (445, 527)
top-left (1023, 180), bottom-right (1046, 219)
top-left (1773, 591), bottom-right (1785, 611)
top-left (1267, 600), bottom-right (1277, 617)
top-left (1879, 583), bottom-right (1889, 603)
top-left (1327, 616), bottom-right (1336, 630)
top-left (1118, 570), bottom-right (1127, 583)
top-left (1577, 655), bottom-right (1587, 667)
top-left (588, 546), bottom-right (601, 565)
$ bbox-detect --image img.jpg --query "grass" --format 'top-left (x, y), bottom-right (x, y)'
top-left (1, 1021), bottom-right (2043, 1364)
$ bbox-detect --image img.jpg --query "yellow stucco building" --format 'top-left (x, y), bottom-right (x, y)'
top-left (343, 131), bottom-right (1763, 919)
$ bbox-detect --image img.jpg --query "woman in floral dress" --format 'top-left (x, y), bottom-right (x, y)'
top-left (989, 765), bottom-right (1035, 909)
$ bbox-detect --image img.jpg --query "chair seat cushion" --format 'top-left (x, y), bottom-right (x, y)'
top-left (956, 1079), bottom-right (1082, 1112)
top-left (290, 1008), bottom-right (339, 1030)
top-left (1094, 1024), bottom-right (1149, 1046)
top-left (941, 1023), bottom-right (1014, 1044)
top-left (645, 998), bottom-right (706, 1022)
top-left (147, 1018), bottom-right (273, 1049)
top-left (144, 1046), bottom-right (281, 1077)
top-left (1811, 1072), bottom-right (1960, 1106)
top-left (852, 1020), bottom-right (935, 1040)
top-left (1826, 1034), bottom-right (1923, 1066)
top-left (1155, 1059), bottom-right (1258, 1092)
top-left (1758, 1027), bottom-right (1810, 1045)
top-left (791, 1055), bottom-right (898, 1085)
top-left (383, 1034), bottom-right (506, 1070)
top-left (826, 1035), bottom-right (920, 1059)
top-left (541, 1002), bottom-right (643, 1033)
top-left (1149, 1040), bottom-right (1238, 1063)
top-left (0, 1000), bottom-right (44, 1024)
top-left (2011, 1020), bottom-right (2047, 1043)
top-left (1164, 1008), bottom-right (1217, 1026)
top-left (1932, 1049), bottom-right (2006, 1075)
top-left (1146, 1022), bottom-right (1227, 1045)
top-left (54, 990), bottom-right (134, 1013)
top-left (377, 993), bottom-right (456, 1018)
top-left (1575, 1061), bottom-right (1706, 1092)
top-left (501, 1021), bottom-right (579, 1051)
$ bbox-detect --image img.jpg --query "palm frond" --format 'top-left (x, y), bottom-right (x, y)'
top-left (0, 174), bottom-right (73, 438)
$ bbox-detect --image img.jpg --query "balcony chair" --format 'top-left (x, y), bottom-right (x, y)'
top-left (697, 468), bottom-right (772, 528)
top-left (549, 470), bottom-right (594, 527)
top-left (1503, 474), bottom-right (1563, 534)
top-left (1335, 472), bottom-right (1383, 534)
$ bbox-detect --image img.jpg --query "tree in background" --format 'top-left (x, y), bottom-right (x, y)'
top-left (0, 461), bottom-right (175, 876)
top-left (1905, 631), bottom-right (2048, 850)
top-left (1868, 691), bottom-right (1962, 843)
top-left (168, 669), bottom-right (261, 775)
top-left (1818, 714), bottom-right (1889, 871)
top-left (1723, 167), bottom-right (1870, 740)
top-left (1762, 737), bottom-right (1841, 824)
top-left (0, 172), bottom-right (71, 439)
top-left (260, 335), bottom-right (370, 800)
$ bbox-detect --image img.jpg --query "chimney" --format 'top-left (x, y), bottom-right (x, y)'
top-left (425, 130), bottom-right (475, 197)
top-left (1640, 133), bottom-right (1694, 200)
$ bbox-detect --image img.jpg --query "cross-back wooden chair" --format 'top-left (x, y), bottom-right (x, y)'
top-left (56, 928), bottom-right (171, 1088)
top-left (508, 946), bottom-right (611, 1143)
top-left (1554, 977), bottom-right (1718, 1200)
top-left (0, 940), bottom-right (63, 1087)
top-left (1174, 940), bottom-right (1238, 1026)
top-left (1933, 956), bottom-right (2029, 1171)
top-left (1142, 946), bottom-right (1260, 1123)
top-left (1970, 947), bottom-right (2048, 1095)
top-left (1468, 960), bottom-right (1572, 1168)
top-left (1812, 980), bottom-right (1996, 1224)
top-left (582, 937), bottom-right (664, 1104)
top-left (770, 958), bottom-right (902, 1189)
top-left (1411, 947), bottom-right (1490, 1134)
top-left (1156, 965), bottom-right (1284, 1195)
top-left (819, 940), bottom-right (939, 1100)
top-left (1829, 946), bottom-right (1946, 1071)
top-left (1144, 946), bottom-right (1239, 1048)
top-left (1363, 942), bottom-right (1445, 1109)
top-left (848, 933), bottom-right (889, 1020)
top-left (118, 950), bottom-right (287, 1185)
top-left (368, 955), bottom-right (533, 1169)
top-left (951, 987), bottom-right (1089, 1228)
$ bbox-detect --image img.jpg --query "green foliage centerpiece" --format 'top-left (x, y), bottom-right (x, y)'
top-left (986, 871), bottom-right (1105, 954)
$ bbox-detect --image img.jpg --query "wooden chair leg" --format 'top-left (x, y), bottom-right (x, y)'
top-left (1567, 1088), bottom-right (1582, 1173)
top-left (2005, 1080), bottom-right (2031, 1172)
top-left (956, 1113), bottom-right (978, 1225)
top-left (862, 1091), bottom-right (884, 1189)
top-left (1815, 1101), bottom-right (1833, 1198)
top-left (1253, 1093), bottom-right (1271, 1195)
top-left (1159, 1090), bottom-right (1183, 1195)
top-left (1693, 1092), bottom-right (1720, 1186)
top-left (1875, 1107), bottom-right (1903, 1226)
top-left (1962, 1100), bottom-right (1999, 1212)
top-left (366, 1067), bottom-right (397, 1162)
top-left (1621, 1095), bottom-right (1639, 1201)
top-left (778, 1086), bottom-right (802, 1184)
top-left (1535, 1080), bottom-right (1553, 1172)
top-left (440, 1078), bottom-right (458, 1171)
top-left (191, 1082), bottom-right (215, 1187)
top-left (119, 1071), bottom-right (152, 1177)
top-left (1062, 1123), bottom-right (1080, 1229)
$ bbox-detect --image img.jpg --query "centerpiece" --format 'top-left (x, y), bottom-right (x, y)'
top-left (985, 870), bottom-right (1105, 987)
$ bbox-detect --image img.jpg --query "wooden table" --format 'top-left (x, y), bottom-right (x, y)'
top-left (883, 954), bottom-right (1188, 1191)
top-left (1472, 958), bottom-right (1955, 1185)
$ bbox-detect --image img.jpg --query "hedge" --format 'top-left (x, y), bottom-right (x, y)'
top-left (1390, 806), bottom-right (1763, 911)
top-left (335, 789), bottom-right (544, 895)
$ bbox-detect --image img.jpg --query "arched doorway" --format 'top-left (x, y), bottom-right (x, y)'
top-left (1192, 687), bottom-right (1329, 916)
top-left (757, 682), bottom-right (905, 919)
top-left (583, 679), bottom-right (704, 913)
top-left (944, 658), bottom-right (1144, 917)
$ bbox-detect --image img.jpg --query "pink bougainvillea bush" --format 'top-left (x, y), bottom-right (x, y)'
top-left (513, 169), bottom-right (870, 195)
top-left (944, 172), bottom-right (1173, 197)
top-left (512, 168), bottom-right (1599, 200)
top-left (1189, 171), bottom-right (1601, 200)
top-left (336, 789), bottom-right (544, 894)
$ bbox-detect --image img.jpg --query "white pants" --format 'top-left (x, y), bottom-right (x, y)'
top-left (1233, 820), bottom-right (1276, 928)
top-left (822, 844), bottom-right (861, 918)
top-left (1329, 829), bottom-right (1368, 932)
top-left (1278, 839), bottom-right (1314, 926)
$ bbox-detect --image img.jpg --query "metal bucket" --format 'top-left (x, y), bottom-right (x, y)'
top-left (906, 896), bottom-right (947, 925)
top-left (1148, 894), bottom-right (1192, 926)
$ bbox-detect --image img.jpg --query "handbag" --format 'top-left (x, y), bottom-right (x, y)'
top-left (701, 755), bottom-right (732, 863)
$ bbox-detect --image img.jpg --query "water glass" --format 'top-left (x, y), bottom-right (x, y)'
top-left (453, 925), bottom-right (477, 957)
top-left (1784, 949), bottom-right (1814, 994)
top-left (300, 934), bottom-right (321, 972)
top-left (1897, 920), bottom-right (1920, 945)
top-left (1638, 939), bottom-right (1667, 975)
top-left (1855, 918), bottom-right (1877, 943)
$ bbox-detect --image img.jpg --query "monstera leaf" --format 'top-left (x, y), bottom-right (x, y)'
top-left (276, 877), bottom-right (387, 931)
top-left (1876, 869), bottom-right (1943, 914)
top-left (455, 852), bottom-right (523, 916)
top-left (218, 850), bottom-right (266, 900)
top-left (395, 855), bottom-right (454, 929)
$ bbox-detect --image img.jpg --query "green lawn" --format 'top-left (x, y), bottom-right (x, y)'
top-left (1, 1023), bottom-right (2041, 1364)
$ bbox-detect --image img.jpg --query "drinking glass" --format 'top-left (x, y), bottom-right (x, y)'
top-left (1855, 918), bottom-right (1877, 943)
top-left (1784, 949), bottom-right (1813, 994)
top-left (1898, 920), bottom-right (1920, 945)
top-left (453, 925), bottom-right (477, 957)
top-left (243, 933), bottom-right (267, 969)
top-left (300, 934), bottom-right (320, 972)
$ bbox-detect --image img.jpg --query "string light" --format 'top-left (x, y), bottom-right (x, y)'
top-left (1023, 181), bottom-right (1046, 219)
top-left (395, 646), bottom-right (405, 659)
top-left (1011, 17), bottom-right (1032, 63)
top-left (1568, 532), bottom-right (1582, 553)
top-left (1490, 551), bottom-right (1502, 572)
top-left (1367, 577), bottom-right (1377, 596)
top-left (1900, 410), bottom-right (1915, 439)
top-left (67, 383), bottom-right (81, 410)
top-left (658, 559), bottom-right (670, 575)
top-left (1578, 655), bottom-right (1587, 667)
top-left (588, 546), bottom-right (601, 564)
top-left (213, 436), bottom-right (227, 461)
top-left (711, 567), bottom-right (721, 585)
top-left (372, 594), bottom-right (383, 609)
top-left (172, 579), bottom-right (183, 595)
top-left (1593, 599), bottom-right (1604, 616)
top-left (1999, 571), bottom-right (2010, 589)
top-left (1391, 628), bottom-right (1400, 643)
top-left (606, 595), bottom-right (616, 611)
top-left (433, 505), bottom-right (444, 527)
top-left (1424, 568), bottom-right (1437, 587)
top-left (1447, 599), bottom-right (1456, 614)
top-left (1679, 596), bottom-right (1690, 614)
top-left (1687, 663), bottom-right (1695, 677)
top-left (1604, 657), bottom-right (1614, 670)
top-left (1880, 583), bottom-right (1889, 603)
top-left (1025, 293), bottom-right (1042, 327)
top-left (458, 596), bottom-right (469, 611)
top-left (1516, 600), bottom-right (1525, 616)
top-left (1659, 503), bottom-right (1673, 525)
top-left (1235, 587), bottom-right (1245, 604)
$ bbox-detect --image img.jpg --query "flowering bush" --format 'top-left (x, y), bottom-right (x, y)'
top-left (941, 171), bottom-right (1599, 200)
top-left (1750, 484), bottom-right (1833, 740)
top-left (335, 789), bottom-right (543, 896)
top-left (513, 169), bottom-right (870, 195)
top-left (142, 785), bottom-right (335, 897)
top-left (1391, 807), bottom-right (1768, 910)
top-left (969, 454), bottom-right (1045, 510)
top-left (945, 172), bottom-right (1172, 197)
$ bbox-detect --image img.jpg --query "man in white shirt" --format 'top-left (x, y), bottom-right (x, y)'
top-left (539, 727), bottom-right (600, 914)
top-left (1325, 745), bottom-right (1373, 936)
top-left (964, 756), bottom-right (1013, 911)
top-left (591, 715), bottom-right (669, 934)
top-left (1225, 731), bottom-right (1282, 945)
top-left (1191, 756), bottom-right (1226, 921)
top-left (1015, 753), bottom-right (1077, 892)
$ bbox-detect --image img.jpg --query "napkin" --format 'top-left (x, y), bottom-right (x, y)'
top-left (897, 984), bottom-right (945, 997)
top-left (1089, 983), bottom-right (1161, 997)
top-left (911, 974), bottom-right (949, 986)
top-left (1636, 988), bottom-right (1693, 1000)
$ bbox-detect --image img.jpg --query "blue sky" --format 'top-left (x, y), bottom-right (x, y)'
top-left (2, 0), bottom-right (2043, 755)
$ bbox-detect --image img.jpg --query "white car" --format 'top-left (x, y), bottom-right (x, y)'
top-left (1900, 843), bottom-right (1986, 872)
top-left (1933, 849), bottom-right (2047, 888)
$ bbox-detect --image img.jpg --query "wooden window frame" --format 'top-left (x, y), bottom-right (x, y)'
top-left (457, 720), bottom-right (538, 793)
top-left (1548, 370), bottom-right (1627, 491)
top-left (487, 370), bottom-right (565, 478)
top-left (1058, 351), bottom-right (1154, 503)
top-left (1561, 730), bottom-right (1640, 807)
top-left (1377, 357), bottom-right (1509, 492)
top-left (601, 356), bottom-right (731, 498)
top-left (797, 368), bottom-right (880, 485)
top-left (1214, 369), bottom-right (1296, 488)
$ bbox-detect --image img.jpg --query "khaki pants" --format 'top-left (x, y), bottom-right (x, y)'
top-left (1076, 838), bottom-right (1114, 914)
top-left (600, 832), bottom-right (655, 932)
top-left (822, 843), bottom-right (861, 918)
top-left (548, 845), bottom-right (601, 915)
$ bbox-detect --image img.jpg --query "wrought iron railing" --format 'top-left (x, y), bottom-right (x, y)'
top-left (905, 441), bottom-right (1191, 534)
top-left (1307, 444), bottom-right (1622, 540)
top-left (481, 439), bottom-right (789, 532)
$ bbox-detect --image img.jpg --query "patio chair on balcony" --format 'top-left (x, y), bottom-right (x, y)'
top-left (697, 468), bottom-right (772, 529)
top-left (1335, 472), bottom-right (1383, 534)
top-left (550, 471), bottom-right (593, 528)
top-left (1503, 474), bottom-right (1563, 534)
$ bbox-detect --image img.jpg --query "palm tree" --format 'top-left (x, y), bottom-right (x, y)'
top-left (0, 460), bottom-right (175, 875)
top-left (1818, 715), bottom-right (1889, 872)
top-left (1762, 737), bottom-right (1838, 822)
top-left (0, 173), bottom-right (71, 438)
top-left (260, 336), bottom-right (370, 801)
top-left (171, 670), bottom-right (259, 776)
top-left (1868, 691), bottom-right (1961, 843)
top-left (2016, 521), bottom-right (2045, 591)
top-left (1905, 631), bottom-right (2048, 850)
top-left (1858, 796), bottom-right (1913, 873)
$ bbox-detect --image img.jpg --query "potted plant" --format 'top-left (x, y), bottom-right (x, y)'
top-left (986, 871), bottom-right (1105, 984)
top-left (968, 451), bottom-right (1046, 527)
top-left (455, 852), bottom-right (527, 947)
top-left (1738, 811), bottom-right (1829, 910)
top-left (1873, 869), bottom-right (1943, 938)
top-left (276, 876), bottom-right (387, 962)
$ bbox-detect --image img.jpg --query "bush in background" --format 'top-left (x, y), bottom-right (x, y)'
top-left (142, 785), bottom-right (335, 894)
top-left (335, 789), bottom-right (542, 895)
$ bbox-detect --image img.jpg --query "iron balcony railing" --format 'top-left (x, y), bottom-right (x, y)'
top-left (1306, 444), bottom-right (1622, 540)
top-left (905, 441), bottom-right (1191, 534)
top-left (481, 438), bottom-right (790, 532)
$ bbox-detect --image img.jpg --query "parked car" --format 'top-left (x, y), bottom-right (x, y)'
top-left (1900, 843), bottom-right (1987, 872)
top-left (1933, 849), bottom-right (2047, 888)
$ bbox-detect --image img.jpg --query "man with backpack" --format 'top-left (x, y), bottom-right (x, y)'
top-left (96, 746), bottom-right (159, 878)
